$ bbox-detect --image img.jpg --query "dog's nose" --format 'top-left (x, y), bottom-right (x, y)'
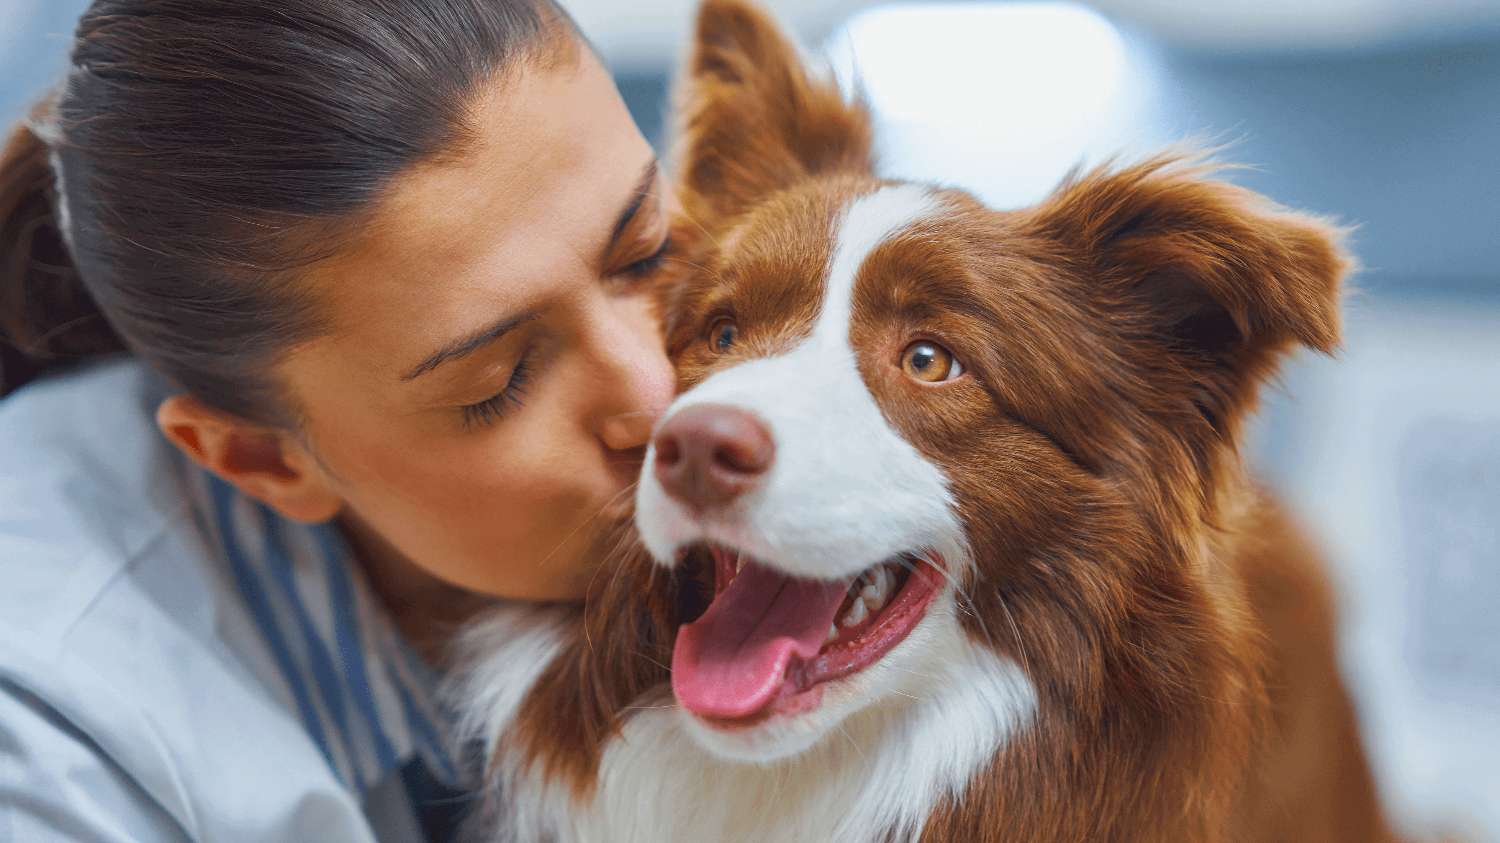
top-left (653, 403), bottom-right (774, 511)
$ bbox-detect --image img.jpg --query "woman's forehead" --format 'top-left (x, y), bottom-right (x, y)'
top-left (287, 51), bottom-right (656, 385)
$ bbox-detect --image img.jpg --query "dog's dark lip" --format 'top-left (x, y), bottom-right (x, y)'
top-left (792, 553), bottom-right (942, 690)
top-left (671, 544), bottom-right (718, 626)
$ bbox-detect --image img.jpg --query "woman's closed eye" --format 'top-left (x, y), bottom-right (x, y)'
top-left (616, 234), bottom-right (673, 281)
top-left (460, 346), bottom-right (538, 430)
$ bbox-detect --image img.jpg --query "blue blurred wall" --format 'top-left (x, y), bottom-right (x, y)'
top-left (9, 3), bottom-right (1498, 310)
top-left (619, 30), bottom-right (1500, 306)
top-left (1160, 36), bottom-right (1500, 301)
top-left (0, 0), bottom-right (90, 127)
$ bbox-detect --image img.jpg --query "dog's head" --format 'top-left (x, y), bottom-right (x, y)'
top-left (634, 0), bottom-right (1349, 764)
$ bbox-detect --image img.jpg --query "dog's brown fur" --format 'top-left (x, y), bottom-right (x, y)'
top-left (492, 2), bottom-right (1404, 840)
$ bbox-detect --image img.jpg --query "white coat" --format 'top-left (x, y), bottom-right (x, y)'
top-left (0, 359), bottom-right (466, 843)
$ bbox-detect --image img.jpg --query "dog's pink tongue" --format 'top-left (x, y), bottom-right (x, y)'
top-left (673, 560), bottom-right (853, 719)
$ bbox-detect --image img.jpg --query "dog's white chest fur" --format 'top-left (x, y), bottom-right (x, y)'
top-left (456, 603), bottom-right (1036, 843)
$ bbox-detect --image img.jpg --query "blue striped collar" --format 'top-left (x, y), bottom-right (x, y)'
top-left (197, 471), bottom-right (462, 795)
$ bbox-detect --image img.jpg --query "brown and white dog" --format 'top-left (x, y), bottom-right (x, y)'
top-left (451, 2), bottom-right (1405, 840)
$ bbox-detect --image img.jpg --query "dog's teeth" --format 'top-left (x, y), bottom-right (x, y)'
top-left (735, 554), bottom-right (745, 574)
top-left (862, 567), bottom-right (895, 603)
top-left (841, 597), bottom-right (868, 628)
top-left (839, 565), bottom-right (903, 631)
top-left (827, 623), bottom-right (839, 643)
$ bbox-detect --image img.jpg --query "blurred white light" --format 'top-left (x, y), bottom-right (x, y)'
top-left (826, 2), bottom-right (1174, 209)
top-left (1089, 0), bottom-right (1500, 50)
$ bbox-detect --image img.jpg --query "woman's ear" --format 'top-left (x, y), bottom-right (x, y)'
top-left (157, 394), bottom-right (344, 524)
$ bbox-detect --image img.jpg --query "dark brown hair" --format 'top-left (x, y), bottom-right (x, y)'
top-left (0, 0), bottom-right (576, 422)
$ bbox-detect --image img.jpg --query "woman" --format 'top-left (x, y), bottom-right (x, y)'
top-left (0, 1), bottom-right (675, 840)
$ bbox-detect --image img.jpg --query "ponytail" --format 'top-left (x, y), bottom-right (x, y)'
top-left (1, 111), bottom-right (125, 398)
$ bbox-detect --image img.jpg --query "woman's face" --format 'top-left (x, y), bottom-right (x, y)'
top-left (277, 50), bottom-right (676, 601)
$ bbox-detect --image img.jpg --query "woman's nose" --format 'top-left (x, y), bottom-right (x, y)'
top-left (595, 298), bottom-right (675, 452)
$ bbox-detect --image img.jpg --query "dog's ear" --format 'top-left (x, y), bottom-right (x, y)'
top-left (1031, 154), bottom-right (1348, 361)
top-left (1025, 155), bottom-right (1350, 438)
top-left (674, 0), bottom-right (874, 232)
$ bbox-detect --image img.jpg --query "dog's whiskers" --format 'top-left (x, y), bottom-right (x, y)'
top-left (835, 723), bottom-right (869, 773)
top-left (536, 482), bottom-right (638, 576)
top-left (998, 592), bottom-right (1032, 671)
top-left (631, 652), bottom-right (671, 673)
top-left (672, 211), bottom-right (725, 251)
top-left (897, 553), bottom-right (997, 650)
top-left (884, 666), bottom-right (940, 680)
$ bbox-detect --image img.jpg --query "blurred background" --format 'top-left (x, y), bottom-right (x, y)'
top-left (4, 0), bottom-right (1497, 838)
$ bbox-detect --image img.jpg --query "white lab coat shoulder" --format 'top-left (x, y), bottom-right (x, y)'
top-left (0, 359), bottom-right (379, 843)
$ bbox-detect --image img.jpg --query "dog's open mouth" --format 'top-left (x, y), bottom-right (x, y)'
top-left (670, 544), bottom-right (943, 725)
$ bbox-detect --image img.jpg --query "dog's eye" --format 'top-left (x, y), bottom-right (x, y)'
top-left (708, 319), bottom-right (738, 353)
top-left (900, 341), bottom-right (962, 383)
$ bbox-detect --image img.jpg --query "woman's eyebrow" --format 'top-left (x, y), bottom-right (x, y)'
top-left (609, 158), bottom-right (660, 247)
top-left (401, 307), bottom-right (545, 382)
top-left (400, 159), bottom-right (659, 384)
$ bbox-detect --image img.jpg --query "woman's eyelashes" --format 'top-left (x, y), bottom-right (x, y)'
top-left (460, 347), bottom-right (537, 431)
top-left (617, 234), bottom-right (673, 280)
top-left (457, 235), bottom-right (670, 432)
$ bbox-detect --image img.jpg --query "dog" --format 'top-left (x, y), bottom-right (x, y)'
top-left (449, 1), bottom-right (1405, 840)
